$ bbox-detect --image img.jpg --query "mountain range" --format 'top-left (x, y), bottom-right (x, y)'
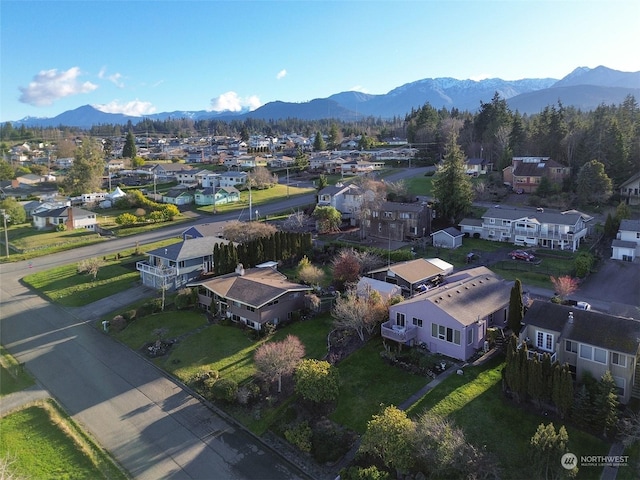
top-left (12, 66), bottom-right (640, 129)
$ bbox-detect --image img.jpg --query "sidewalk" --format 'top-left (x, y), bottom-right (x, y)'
top-left (0, 384), bottom-right (50, 417)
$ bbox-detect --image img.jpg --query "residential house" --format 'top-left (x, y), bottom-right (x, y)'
top-left (32, 206), bottom-right (97, 231)
top-left (383, 267), bottom-right (512, 361)
top-left (22, 199), bottom-right (70, 219)
top-left (612, 219), bottom-right (640, 261)
top-left (341, 159), bottom-right (384, 175)
top-left (136, 237), bottom-right (233, 290)
top-left (107, 159), bottom-right (126, 171)
top-left (431, 227), bottom-right (464, 249)
top-left (162, 189), bottom-right (194, 206)
top-left (219, 171), bottom-right (248, 188)
top-left (369, 201), bottom-right (432, 241)
top-left (465, 158), bottom-right (492, 176)
top-left (366, 258), bottom-right (453, 296)
top-left (193, 186), bottom-right (240, 206)
top-left (198, 172), bottom-right (221, 188)
top-left (356, 277), bottom-right (402, 301)
top-left (147, 163), bottom-right (193, 181)
top-left (459, 206), bottom-right (592, 251)
top-left (189, 264), bottom-right (312, 331)
top-left (317, 183), bottom-right (364, 224)
top-left (520, 301), bottom-right (640, 404)
top-left (55, 157), bottom-right (74, 169)
top-left (619, 172), bottom-right (640, 206)
top-left (175, 169), bottom-right (201, 186)
top-left (502, 157), bottom-right (570, 193)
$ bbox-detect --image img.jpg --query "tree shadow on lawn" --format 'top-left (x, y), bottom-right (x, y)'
top-left (407, 357), bottom-right (608, 479)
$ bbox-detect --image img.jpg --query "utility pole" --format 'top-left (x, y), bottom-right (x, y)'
top-left (286, 167), bottom-right (290, 198)
top-left (1, 209), bottom-right (9, 258)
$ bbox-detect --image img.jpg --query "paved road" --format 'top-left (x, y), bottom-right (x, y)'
top-left (0, 201), bottom-right (316, 479)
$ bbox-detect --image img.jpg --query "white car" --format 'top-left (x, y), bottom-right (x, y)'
top-left (576, 301), bottom-right (591, 311)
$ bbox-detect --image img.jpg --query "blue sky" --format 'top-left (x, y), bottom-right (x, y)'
top-left (1, 0), bottom-right (639, 122)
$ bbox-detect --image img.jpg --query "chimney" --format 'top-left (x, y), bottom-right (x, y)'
top-left (65, 206), bottom-right (74, 230)
top-left (568, 312), bottom-right (574, 324)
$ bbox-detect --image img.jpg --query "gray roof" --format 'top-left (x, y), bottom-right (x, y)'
top-left (612, 239), bottom-right (638, 249)
top-left (481, 206), bottom-right (588, 226)
top-left (524, 301), bottom-right (640, 355)
top-left (433, 227), bottom-right (463, 238)
top-left (620, 219), bottom-right (640, 232)
top-left (146, 237), bottom-right (232, 261)
top-left (397, 266), bottom-right (512, 326)
top-left (459, 218), bottom-right (483, 227)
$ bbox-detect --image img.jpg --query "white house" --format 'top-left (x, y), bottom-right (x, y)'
top-left (612, 219), bottom-right (640, 261)
top-left (317, 183), bottom-right (364, 224)
top-left (219, 171), bottom-right (248, 188)
top-left (619, 172), bottom-right (640, 206)
top-left (32, 206), bottom-right (97, 231)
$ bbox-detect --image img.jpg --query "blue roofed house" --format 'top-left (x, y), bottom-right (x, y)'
top-left (136, 237), bottom-right (233, 290)
top-left (383, 267), bottom-right (512, 361)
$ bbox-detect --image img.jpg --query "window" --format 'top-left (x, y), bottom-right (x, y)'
top-left (536, 331), bottom-right (554, 352)
top-left (431, 323), bottom-right (461, 345)
top-left (565, 340), bottom-right (578, 353)
top-left (412, 317), bottom-right (423, 328)
top-left (593, 348), bottom-right (607, 364)
top-left (467, 329), bottom-right (474, 345)
top-left (613, 376), bottom-right (626, 397)
top-left (611, 352), bottom-right (627, 367)
top-left (579, 344), bottom-right (592, 360)
top-left (246, 305), bottom-right (255, 312)
top-left (489, 218), bottom-right (495, 224)
top-left (396, 312), bottom-right (405, 327)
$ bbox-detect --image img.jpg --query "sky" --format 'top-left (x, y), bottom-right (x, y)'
top-left (1, 0), bottom-right (639, 122)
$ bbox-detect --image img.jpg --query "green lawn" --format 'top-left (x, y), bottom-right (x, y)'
top-left (22, 238), bottom-right (179, 306)
top-left (194, 184), bottom-right (314, 215)
top-left (405, 174), bottom-right (434, 196)
top-left (330, 338), bottom-right (430, 434)
top-left (407, 356), bottom-right (609, 479)
top-left (0, 345), bottom-right (34, 396)
top-left (0, 400), bottom-right (127, 480)
top-left (113, 310), bottom-right (209, 351)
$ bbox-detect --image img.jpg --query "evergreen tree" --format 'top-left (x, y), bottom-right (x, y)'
top-left (527, 356), bottom-right (544, 408)
top-left (123, 130), bottom-right (137, 159)
top-left (507, 279), bottom-right (524, 334)
top-left (431, 135), bottom-right (473, 224)
top-left (576, 159), bottom-right (613, 205)
top-left (313, 131), bottom-right (326, 151)
top-left (596, 371), bottom-right (619, 436)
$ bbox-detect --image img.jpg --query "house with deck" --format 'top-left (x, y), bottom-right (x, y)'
top-left (189, 264), bottom-right (312, 331)
top-left (459, 206), bottom-right (592, 251)
top-left (502, 157), bottom-right (570, 193)
top-left (369, 201), bottom-right (432, 241)
top-left (520, 301), bottom-right (640, 404)
top-left (383, 267), bottom-right (512, 361)
top-left (365, 258), bottom-right (453, 296)
top-left (137, 237), bottom-right (233, 290)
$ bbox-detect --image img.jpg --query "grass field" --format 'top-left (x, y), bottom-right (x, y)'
top-left (0, 400), bottom-right (127, 480)
top-left (22, 237), bottom-right (179, 306)
top-left (407, 356), bottom-right (610, 479)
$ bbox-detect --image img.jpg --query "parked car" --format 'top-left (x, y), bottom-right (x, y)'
top-left (576, 301), bottom-right (592, 311)
top-left (509, 250), bottom-right (536, 262)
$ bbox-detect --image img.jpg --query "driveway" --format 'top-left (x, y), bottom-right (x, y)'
top-left (578, 259), bottom-right (640, 316)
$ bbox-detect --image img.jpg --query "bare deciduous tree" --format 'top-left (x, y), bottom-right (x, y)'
top-left (332, 288), bottom-right (387, 341)
top-left (248, 165), bottom-right (278, 189)
top-left (222, 220), bottom-right (277, 243)
top-left (77, 257), bottom-right (102, 281)
top-left (254, 335), bottom-right (305, 393)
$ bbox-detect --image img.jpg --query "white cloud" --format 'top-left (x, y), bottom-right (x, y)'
top-left (276, 69), bottom-right (287, 80)
top-left (210, 91), bottom-right (262, 112)
top-left (98, 67), bottom-right (125, 88)
top-left (94, 99), bottom-right (156, 116)
top-left (19, 67), bottom-right (98, 106)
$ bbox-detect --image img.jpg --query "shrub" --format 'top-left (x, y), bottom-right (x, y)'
top-left (122, 309), bottom-right (137, 322)
top-left (110, 315), bottom-right (127, 332)
top-left (339, 466), bottom-right (390, 480)
top-left (312, 419), bottom-right (353, 463)
top-left (575, 252), bottom-right (594, 278)
top-left (284, 421), bottom-right (312, 453)
top-left (236, 382), bottom-right (261, 405)
top-left (175, 288), bottom-right (196, 310)
top-left (191, 368), bottom-right (219, 388)
top-left (211, 377), bottom-right (238, 403)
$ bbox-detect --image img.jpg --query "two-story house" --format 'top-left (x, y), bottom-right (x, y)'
top-left (317, 183), bottom-right (364, 225)
top-left (459, 206), bottom-right (592, 251)
top-left (619, 172), bottom-right (640, 206)
top-left (502, 157), bottom-right (570, 194)
top-left (612, 219), bottom-right (640, 262)
top-left (189, 264), bottom-right (312, 331)
top-left (383, 266), bottom-right (512, 361)
top-left (369, 201), bottom-right (432, 241)
top-left (193, 186), bottom-right (240, 206)
top-left (520, 301), bottom-right (640, 404)
top-left (219, 171), bottom-right (248, 188)
top-left (136, 237), bottom-right (233, 290)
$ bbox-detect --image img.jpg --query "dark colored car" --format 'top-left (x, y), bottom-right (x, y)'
top-left (509, 250), bottom-right (536, 261)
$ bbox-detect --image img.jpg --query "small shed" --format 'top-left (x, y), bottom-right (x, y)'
top-left (431, 227), bottom-right (464, 249)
